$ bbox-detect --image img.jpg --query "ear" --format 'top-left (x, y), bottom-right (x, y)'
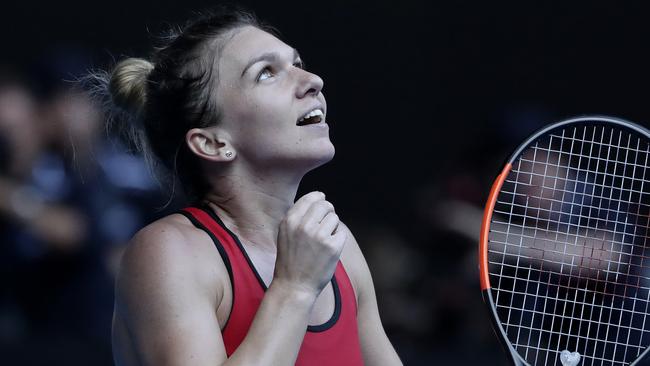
top-left (185, 127), bottom-right (236, 162)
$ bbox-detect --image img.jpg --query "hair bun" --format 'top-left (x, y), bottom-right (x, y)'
top-left (109, 58), bottom-right (154, 114)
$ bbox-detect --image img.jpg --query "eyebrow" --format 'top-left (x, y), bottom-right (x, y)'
top-left (240, 48), bottom-right (301, 78)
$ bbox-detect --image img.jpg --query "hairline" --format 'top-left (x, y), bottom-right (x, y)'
top-left (196, 24), bottom-right (257, 126)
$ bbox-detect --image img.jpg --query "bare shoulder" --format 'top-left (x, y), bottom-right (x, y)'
top-left (129, 212), bottom-right (205, 248)
top-left (119, 213), bottom-right (214, 276)
top-left (113, 214), bottom-right (231, 365)
top-left (338, 222), bottom-right (371, 302)
top-left (115, 213), bottom-right (226, 314)
top-left (339, 222), bottom-right (364, 263)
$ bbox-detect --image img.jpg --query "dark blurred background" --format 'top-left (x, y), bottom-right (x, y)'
top-left (1, 0), bottom-right (650, 365)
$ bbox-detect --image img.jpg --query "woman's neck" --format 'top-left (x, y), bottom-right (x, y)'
top-left (201, 170), bottom-right (302, 252)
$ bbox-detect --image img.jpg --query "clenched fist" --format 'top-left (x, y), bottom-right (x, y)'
top-left (273, 191), bottom-right (348, 298)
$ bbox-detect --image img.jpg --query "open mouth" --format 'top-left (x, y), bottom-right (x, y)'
top-left (297, 109), bottom-right (324, 126)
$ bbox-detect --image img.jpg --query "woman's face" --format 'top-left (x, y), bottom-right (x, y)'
top-left (213, 26), bottom-right (334, 173)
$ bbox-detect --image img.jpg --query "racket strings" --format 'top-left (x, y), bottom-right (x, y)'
top-left (488, 124), bottom-right (650, 365)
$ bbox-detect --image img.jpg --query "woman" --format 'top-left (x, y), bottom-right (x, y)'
top-left (99, 7), bottom-right (402, 366)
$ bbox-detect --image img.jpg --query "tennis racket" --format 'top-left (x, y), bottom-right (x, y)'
top-left (479, 116), bottom-right (650, 365)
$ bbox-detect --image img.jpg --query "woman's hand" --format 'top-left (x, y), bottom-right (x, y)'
top-left (274, 191), bottom-right (348, 299)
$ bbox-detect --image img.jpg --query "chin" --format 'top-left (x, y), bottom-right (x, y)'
top-left (319, 145), bottom-right (336, 164)
top-left (302, 143), bottom-right (336, 171)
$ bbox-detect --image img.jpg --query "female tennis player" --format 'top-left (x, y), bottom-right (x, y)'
top-left (96, 7), bottom-right (402, 366)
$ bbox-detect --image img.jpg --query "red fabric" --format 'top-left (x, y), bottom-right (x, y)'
top-left (182, 207), bottom-right (364, 365)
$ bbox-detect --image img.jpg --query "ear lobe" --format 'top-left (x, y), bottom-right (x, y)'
top-left (185, 128), bottom-right (234, 162)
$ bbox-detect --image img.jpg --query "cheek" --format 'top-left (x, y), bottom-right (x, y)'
top-left (239, 91), bottom-right (293, 128)
top-left (228, 101), bottom-right (284, 150)
top-left (217, 81), bottom-right (296, 144)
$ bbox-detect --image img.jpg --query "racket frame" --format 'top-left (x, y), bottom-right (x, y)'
top-left (479, 115), bottom-right (650, 366)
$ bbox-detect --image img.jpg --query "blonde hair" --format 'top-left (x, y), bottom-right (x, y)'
top-left (108, 58), bottom-right (154, 115)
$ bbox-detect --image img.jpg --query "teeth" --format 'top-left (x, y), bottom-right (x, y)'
top-left (308, 109), bottom-right (323, 118)
top-left (299, 108), bottom-right (324, 122)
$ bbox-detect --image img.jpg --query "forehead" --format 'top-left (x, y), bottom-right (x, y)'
top-left (220, 26), bottom-right (294, 68)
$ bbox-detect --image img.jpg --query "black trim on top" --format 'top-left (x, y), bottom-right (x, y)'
top-left (199, 204), bottom-right (342, 332)
top-left (199, 205), bottom-right (267, 290)
top-left (177, 209), bottom-right (234, 331)
top-left (307, 276), bottom-right (342, 333)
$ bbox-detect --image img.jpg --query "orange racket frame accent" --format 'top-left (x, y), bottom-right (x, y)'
top-left (479, 163), bottom-right (512, 291)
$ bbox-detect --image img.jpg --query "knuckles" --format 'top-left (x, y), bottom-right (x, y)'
top-left (281, 197), bottom-right (343, 248)
top-left (283, 213), bottom-right (300, 229)
top-left (296, 221), bottom-right (314, 236)
top-left (319, 201), bottom-right (335, 212)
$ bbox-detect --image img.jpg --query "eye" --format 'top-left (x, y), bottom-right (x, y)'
top-left (257, 66), bottom-right (275, 82)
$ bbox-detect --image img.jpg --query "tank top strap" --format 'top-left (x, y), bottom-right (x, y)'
top-left (178, 206), bottom-right (268, 288)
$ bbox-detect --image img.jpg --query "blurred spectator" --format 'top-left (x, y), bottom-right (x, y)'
top-left (0, 62), bottom-right (177, 365)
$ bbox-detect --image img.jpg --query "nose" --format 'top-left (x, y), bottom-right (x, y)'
top-left (295, 69), bottom-right (324, 99)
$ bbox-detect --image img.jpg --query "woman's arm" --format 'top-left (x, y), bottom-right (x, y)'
top-left (115, 192), bottom-right (345, 366)
top-left (340, 224), bottom-right (404, 366)
top-left (114, 220), bottom-right (227, 365)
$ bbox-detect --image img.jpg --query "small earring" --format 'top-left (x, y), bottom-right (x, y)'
top-left (225, 151), bottom-right (233, 158)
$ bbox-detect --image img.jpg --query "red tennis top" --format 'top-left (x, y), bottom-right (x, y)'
top-left (179, 206), bottom-right (364, 365)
